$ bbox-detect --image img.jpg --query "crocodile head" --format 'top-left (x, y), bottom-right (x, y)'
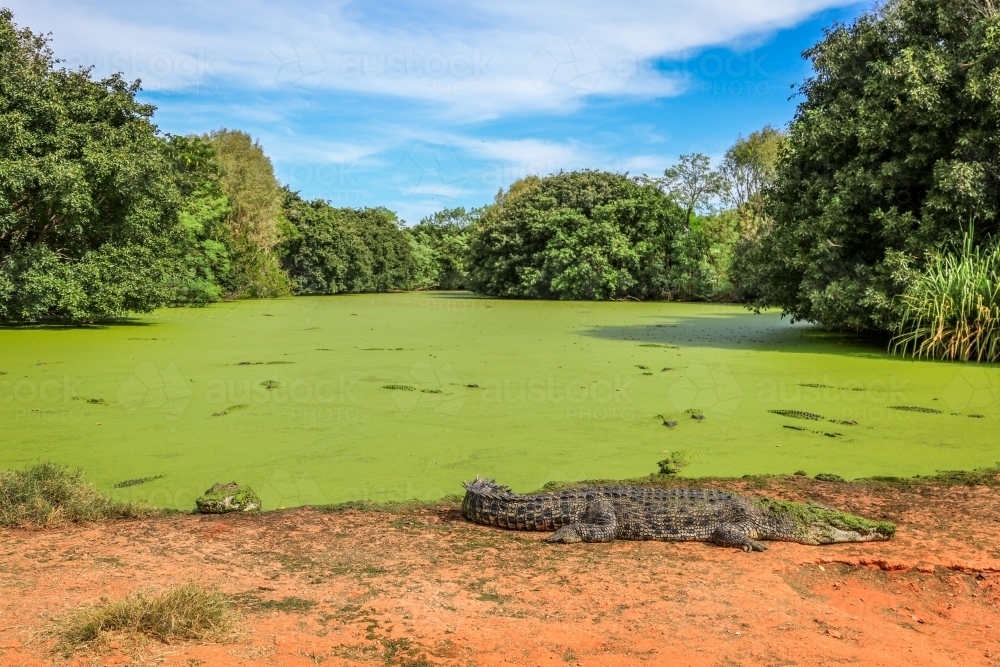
top-left (755, 498), bottom-right (896, 545)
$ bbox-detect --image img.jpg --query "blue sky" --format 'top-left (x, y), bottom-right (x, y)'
top-left (11, 0), bottom-right (869, 223)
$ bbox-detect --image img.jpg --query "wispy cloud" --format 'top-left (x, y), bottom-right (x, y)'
top-left (5, 0), bottom-right (866, 218)
top-left (15, 0), bottom-right (858, 119)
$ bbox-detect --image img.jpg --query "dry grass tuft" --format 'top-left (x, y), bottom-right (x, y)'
top-left (0, 462), bottom-right (158, 528)
top-left (55, 584), bottom-right (236, 651)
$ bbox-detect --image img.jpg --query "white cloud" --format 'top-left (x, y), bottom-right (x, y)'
top-left (9, 0), bottom-right (860, 119)
top-left (5, 0), bottom-right (863, 218)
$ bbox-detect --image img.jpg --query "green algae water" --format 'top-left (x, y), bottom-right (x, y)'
top-left (0, 292), bottom-right (997, 509)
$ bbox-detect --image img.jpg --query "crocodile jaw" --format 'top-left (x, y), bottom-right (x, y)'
top-left (800, 523), bottom-right (892, 545)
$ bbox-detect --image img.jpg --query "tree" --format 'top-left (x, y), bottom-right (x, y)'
top-left (650, 154), bottom-right (727, 228)
top-left (748, 0), bottom-right (1000, 331)
top-left (405, 207), bottom-right (477, 290)
top-left (667, 211), bottom-right (740, 301)
top-left (281, 192), bottom-right (415, 294)
top-left (0, 9), bottom-right (177, 322)
top-left (719, 126), bottom-right (786, 236)
top-left (468, 171), bottom-right (686, 300)
top-left (161, 135), bottom-right (231, 304)
top-left (208, 129), bottom-right (291, 298)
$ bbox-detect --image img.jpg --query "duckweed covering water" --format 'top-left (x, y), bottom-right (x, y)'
top-left (0, 292), bottom-right (996, 509)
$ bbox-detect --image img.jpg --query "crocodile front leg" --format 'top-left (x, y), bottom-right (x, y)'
top-left (544, 499), bottom-right (618, 543)
top-left (710, 525), bottom-right (767, 552)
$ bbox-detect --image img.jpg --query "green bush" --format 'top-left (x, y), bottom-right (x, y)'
top-left (0, 462), bottom-right (156, 528)
top-left (161, 135), bottom-right (232, 305)
top-left (405, 207), bottom-right (475, 290)
top-left (893, 234), bottom-right (1000, 362)
top-left (665, 212), bottom-right (739, 301)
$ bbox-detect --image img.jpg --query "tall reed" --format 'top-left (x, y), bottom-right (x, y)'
top-left (892, 234), bottom-right (1000, 363)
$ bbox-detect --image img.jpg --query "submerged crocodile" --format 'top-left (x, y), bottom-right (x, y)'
top-left (462, 478), bottom-right (895, 552)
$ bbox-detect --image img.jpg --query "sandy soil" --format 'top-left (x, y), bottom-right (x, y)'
top-left (2, 476), bottom-right (1000, 667)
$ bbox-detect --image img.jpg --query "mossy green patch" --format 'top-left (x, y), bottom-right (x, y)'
top-left (0, 293), bottom-right (997, 509)
top-left (753, 497), bottom-right (897, 537)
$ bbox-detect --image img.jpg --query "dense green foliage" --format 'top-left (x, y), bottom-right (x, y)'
top-left (161, 135), bottom-right (231, 305)
top-left (208, 129), bottom-right (292, 299)
top-left (468, 171), bottom-right (689, 300)
top-left (720, 126), bottom-right (786, 236)
top-left (7, 1), bottom-right (997, 345)
top-left (892, 232), bottom-right (1000, 362)
top-left (281, 191), bottom-right (415, 294)
top-left (667, 211), bottom-right (739, 301)
top-left (746, 0), bottom-right (1000, 331)
top-left (405, 207), bottom-right (475, 290)
top-left (0, 10), bottom-right (177, 322)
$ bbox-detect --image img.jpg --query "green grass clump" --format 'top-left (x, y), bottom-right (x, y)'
top-left (657, 451), bottom-right (695, 475)
top-left (56, 584), bottom-right (234, 648)
top-left (235, 594), bottom-right (317, 614)
top-left (893, 234), bottom-right (1000, 362)
top-left (0, 462), bottom-right (157, 528)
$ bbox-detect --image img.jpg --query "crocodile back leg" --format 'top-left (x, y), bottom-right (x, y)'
top-left (543, 499), bottom-right (618, 543)
top-left (710, 524), bottom-right (767, 552)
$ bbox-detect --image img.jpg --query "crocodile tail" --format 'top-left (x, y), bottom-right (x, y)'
top-left (462, 476), bottom-right (515, 500)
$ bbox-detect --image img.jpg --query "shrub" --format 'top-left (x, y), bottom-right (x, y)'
top-left (405, 207), bottom-right (476, 290)
top-left (57, 584), bottom-right (234, 648)
top-left (892, 234), bottom-right (1000, 362)
top-left (0, 462), bottom-right (156, 528)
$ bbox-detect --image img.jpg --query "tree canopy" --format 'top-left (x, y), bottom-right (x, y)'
top-left (405, 207), bottom-right (476, 290)
top-left (281, 192), bottom-right (416, 294)
top-left (208, 129), bottom-right (291, 299)
top-left (747, 0), bottom-right (1000, 330)
top-left (467, 171), bottom-right (686, 300)
top-left (0, 9), bottom-right (177, 322)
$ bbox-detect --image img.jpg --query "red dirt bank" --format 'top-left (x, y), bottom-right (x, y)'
top-left (2, 476), bottom-right (1000, 666)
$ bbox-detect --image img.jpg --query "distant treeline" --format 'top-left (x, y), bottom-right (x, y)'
top-left (2, 3), bottom-right (998, 361)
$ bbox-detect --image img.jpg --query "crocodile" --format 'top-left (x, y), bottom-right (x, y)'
top-left (462, 478), bottom-right (895, 552)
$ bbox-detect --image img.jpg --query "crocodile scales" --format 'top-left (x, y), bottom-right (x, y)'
top-left (462, 478), bottom-right (894, 552)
